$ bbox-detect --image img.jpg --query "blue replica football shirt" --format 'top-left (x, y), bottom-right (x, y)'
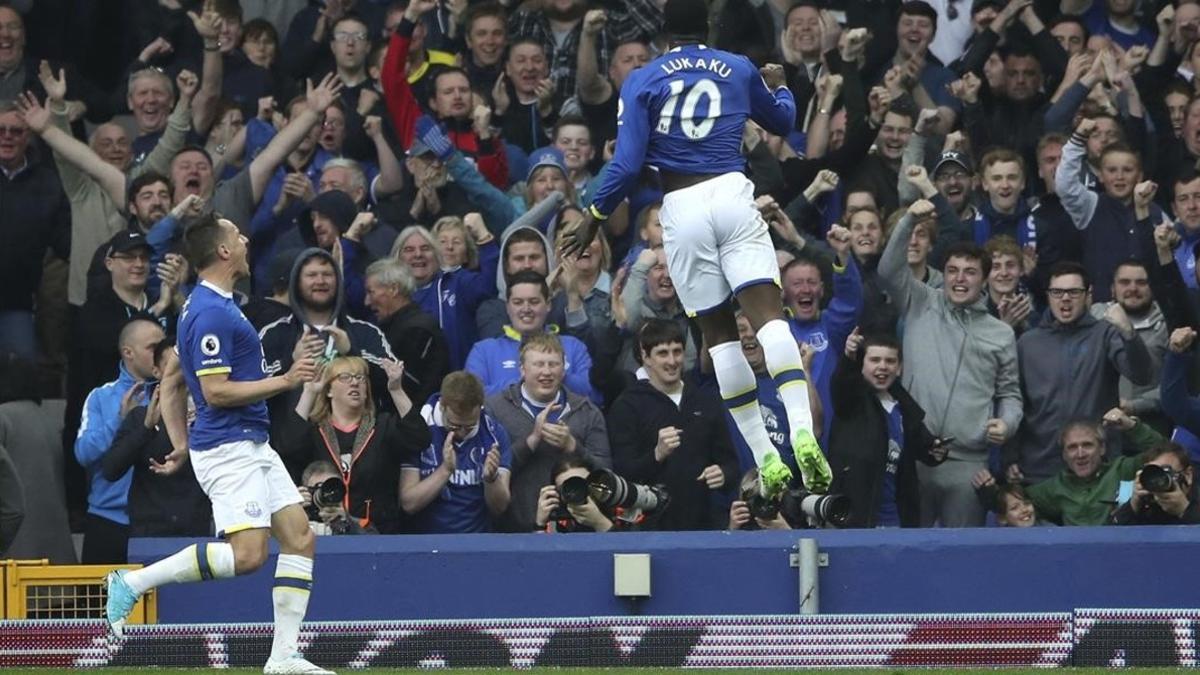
top-left (589, 43), bottom-right (796, 217)
top-left (178, 280), bottom-right (271, 451)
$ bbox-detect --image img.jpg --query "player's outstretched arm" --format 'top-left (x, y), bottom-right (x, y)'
top-left (200, 357), bottom-right (317, 408)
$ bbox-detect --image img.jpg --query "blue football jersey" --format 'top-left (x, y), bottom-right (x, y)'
top-left (178, 281), bottom-right (271, 451)
top-left (589, 44), bottom-right (796, 217)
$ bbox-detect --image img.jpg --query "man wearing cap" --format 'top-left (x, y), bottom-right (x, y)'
top-left (66, 231), bottom-right (183, 494)
top-left (399, 122), bottom-right (479, 226)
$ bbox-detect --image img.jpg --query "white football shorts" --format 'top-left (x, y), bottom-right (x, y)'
top-left (660, 172), bottom-right (781, 316)
top-left (190, 439), bottom-right (303, 537)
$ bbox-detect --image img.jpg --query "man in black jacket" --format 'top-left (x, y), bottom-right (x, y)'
top-left (608, 319), bottom-right (739, 531)
top-left (259, 248), bottom-right (398, 441)
top-left (828, 330), bottom-right (947, 528)
top-left (364, 257), bottom-right (449, 409)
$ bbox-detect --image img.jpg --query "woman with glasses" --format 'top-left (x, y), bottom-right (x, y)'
top-left (280, 355), bottom-right (430, 534)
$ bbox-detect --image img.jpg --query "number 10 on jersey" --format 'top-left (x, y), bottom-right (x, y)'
top-left (656, 78), bottom-right (722, 140)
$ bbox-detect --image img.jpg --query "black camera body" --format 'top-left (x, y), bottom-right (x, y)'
top-left (304, 476), bottom-right (346, 520)
top-left (1141, 464), bottom-right (1182, 494)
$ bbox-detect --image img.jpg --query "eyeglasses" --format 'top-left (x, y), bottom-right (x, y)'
top-left (333, 31), bottom-right (368, 44)
top-left (1047, 288), bottom-right (1087, 299)
top-left (322, 118), bottom-right (345, 129)
top-left (334, 372), bottom-right (366, 384)
top-left (0, 125), bottom-right (27, 137)
top-left (443, 415), bottom-right (479, 434)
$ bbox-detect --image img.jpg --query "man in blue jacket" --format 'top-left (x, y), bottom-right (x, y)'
top-left (785, 226), bottom-right (862, 445)
top-left (466, 270), bottom-right (598, 403)
top-left (75, 317), bottom-right (164, 563)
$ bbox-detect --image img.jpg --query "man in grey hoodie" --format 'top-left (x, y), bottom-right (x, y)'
top-left (878, 199), bottom-right (1023, 527)
top-left (1012, 261), bottom-right (1154, 484)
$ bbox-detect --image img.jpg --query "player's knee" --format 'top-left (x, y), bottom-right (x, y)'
top-left (290, 524), bottom-right (315, 557)
top-left (232, 540), bottom-right (269, 574)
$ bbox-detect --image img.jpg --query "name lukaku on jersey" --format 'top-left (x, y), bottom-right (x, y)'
top-left (660, 56), bottom-right (732, 78)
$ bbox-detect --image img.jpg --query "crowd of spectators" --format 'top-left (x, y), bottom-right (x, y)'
top-left (4, 0), bottom-right (1200, 562)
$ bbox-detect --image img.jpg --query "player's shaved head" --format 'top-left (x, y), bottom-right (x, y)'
top-left (663, 0), bottom-right (709, 39)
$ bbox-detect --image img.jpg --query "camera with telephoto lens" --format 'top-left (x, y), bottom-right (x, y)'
top-left (555, 469), bottom-right (670, 523)
top-left (304, 476), bottom-right (346, 520)
top-left (1140, 464), bottom-right (1182, 494)
top-left (742, 483), bottom-right (851, 529)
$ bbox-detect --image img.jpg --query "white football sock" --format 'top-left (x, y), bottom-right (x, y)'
top-left (270, 554), bottom-right (314, 660)
top-left (757, 319), bottom-right (815, 437)
top-left (710, 340), bottom-right (777, 466)
top-left (123, 542), bottom-right (235, 595)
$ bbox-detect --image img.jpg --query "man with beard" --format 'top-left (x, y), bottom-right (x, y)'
top-left (953, 2), bottom-right (1064, 165)
top-left (259, 249), bottom-right (397, 469)
top-left (783, 227), bottom-right (861, 445)
top-left (509, 0), bottom-right (663, 107)
top-left (382, 0), bottom-right (506, 178)
top-left (1089, 261), bottom-right (1169, 431)
top-left (18, 69), bottom-right (197, 308)
top-left (1010, 262), bottom-right (1154, 485)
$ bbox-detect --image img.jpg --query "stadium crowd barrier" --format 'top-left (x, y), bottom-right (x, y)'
top-left (130, 526), bottom-right (1200, 621)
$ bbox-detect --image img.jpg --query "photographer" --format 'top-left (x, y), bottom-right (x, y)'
top-left (298, 461), bottom-right (375, 535)
top-left (534, 455), bottom-right (667, 532)
top-left (1109, 443), bottom-right (1200, 525)
top-left (535, 456), bottom-right (612, 533)
top-left (728, 469), bottom-right (793, 531)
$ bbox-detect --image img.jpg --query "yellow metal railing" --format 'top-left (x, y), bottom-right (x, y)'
top-left (2, 559), bottom-right (156, 623)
